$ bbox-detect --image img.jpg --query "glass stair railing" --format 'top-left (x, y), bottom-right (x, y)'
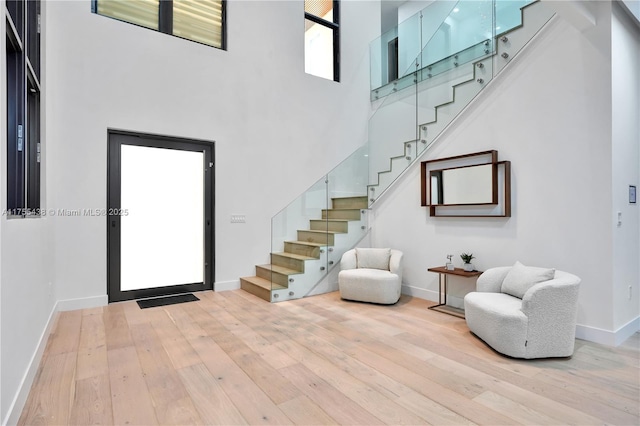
top-left (367, 0), bottom-right (555, 203)
top-left (240, 146), bottom-right (370, 302)
top-left (239, 0), bottom-right (555, 302)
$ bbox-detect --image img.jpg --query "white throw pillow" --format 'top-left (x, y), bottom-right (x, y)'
top-left (501, 261), bottom-right (555, 299)
top-left (356, 248), bottom-right (391, 271)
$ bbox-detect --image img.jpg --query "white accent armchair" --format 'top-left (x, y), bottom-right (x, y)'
top-left (464, 262), bottom-right (581, 359)
top-left (338, 248), bottom-right (403, 305)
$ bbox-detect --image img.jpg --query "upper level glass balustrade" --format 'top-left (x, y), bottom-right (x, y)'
top-left (371, 0), bottom-right (535, 98)
top-left (370, 1), bottom-right (457, 91)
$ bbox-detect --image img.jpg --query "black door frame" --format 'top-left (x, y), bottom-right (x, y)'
top-left (107, 130), bottom-right (215, 303)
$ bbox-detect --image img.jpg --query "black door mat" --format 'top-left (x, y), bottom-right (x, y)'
top-left (137, 293), bottom-right (199, 309)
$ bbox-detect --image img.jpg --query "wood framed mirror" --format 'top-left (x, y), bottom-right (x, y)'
top-left (421, 150), bottom-right (511, 217)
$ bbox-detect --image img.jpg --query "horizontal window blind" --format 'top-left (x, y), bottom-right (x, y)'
top-left (95, 0), bottom-right (225, 49)
top-left (304, 0), bottom-right (334, 21)
top-left (97, 0), bottom-right (160, 30)
top-left (173, 0), bottom-right (223, 48)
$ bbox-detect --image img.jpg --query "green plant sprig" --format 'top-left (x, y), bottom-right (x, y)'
top-left (460, 253), bottom-right (475, 263)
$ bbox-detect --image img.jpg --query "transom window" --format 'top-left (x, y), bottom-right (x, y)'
top-left (92, 0), bottom-right (226, 50)
top-left (304, 0), bottom-right (339, 82)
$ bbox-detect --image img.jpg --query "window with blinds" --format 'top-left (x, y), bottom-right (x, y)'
top-left (304, 0), bottom-right (339, 82)
top-left (93, 0), bottom-right (225, 50)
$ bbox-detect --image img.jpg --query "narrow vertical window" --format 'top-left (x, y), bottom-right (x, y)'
top-left (6, 0), bottom-right (41, 216)
top-left (304, 0), bottom-right (339, 82)
top-left (6, 32), bottom-right (25, 213)
top-left (27, 74), bottom-right (41, 209)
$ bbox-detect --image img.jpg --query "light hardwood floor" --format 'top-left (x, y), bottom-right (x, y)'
top-left (19, 290), bottom-right (640, 425)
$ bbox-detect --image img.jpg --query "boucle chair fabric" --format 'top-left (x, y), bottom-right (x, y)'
top-left (338, 248), bottom-right (403, 305)
top-left (464, 264), bottom-right (581, 359)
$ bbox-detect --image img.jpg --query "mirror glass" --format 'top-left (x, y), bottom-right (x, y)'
top-left (431, 163), bottom-right (494, 205)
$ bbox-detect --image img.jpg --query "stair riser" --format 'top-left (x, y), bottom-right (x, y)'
top-left (271, 254), bottom-right (305, 272)
top-left (322, 209), bottom-right (362, 220)
top-left (331, 197), bottom-right (368, 209)
top-left (256, 266), bottom-right (290, 287)
top-left (240, 278), bottom-right (271, 302)
top-left (297, 230), bottom-right (335, 245)
top-left (309, 220), bottom-right (348, 233)
top-left (284, 242), bottom-right (321, 258)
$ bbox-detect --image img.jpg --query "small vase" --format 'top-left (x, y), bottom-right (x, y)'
top-left (463, 263), bottom-right (474, 272)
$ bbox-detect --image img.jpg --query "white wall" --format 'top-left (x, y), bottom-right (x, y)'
top-left (611, 2), bottom-right (640, 339)
top-left (46, 0), bottom-right (379, 302)
top-left (0, 222), bottom-right (56, 425)
top-left (371, 4), bottom-right (628, 339)
top-left (1, 1), bottom-right (380, 422)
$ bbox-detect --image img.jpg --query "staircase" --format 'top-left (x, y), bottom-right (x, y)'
top-left (240, 196), bottom-right (368, 302)
top-left (239, 1), bottom-right (556, 303)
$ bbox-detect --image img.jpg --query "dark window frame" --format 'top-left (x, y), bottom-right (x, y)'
top-left (6, 0), bottom-right (41, 218)
top-left (91, 0), bottom-right (227, 51)
top-left (304, 0), bottom-right (340, 82)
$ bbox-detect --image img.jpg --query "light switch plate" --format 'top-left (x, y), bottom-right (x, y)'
top-left (231, 214), bottom-right (246, 223)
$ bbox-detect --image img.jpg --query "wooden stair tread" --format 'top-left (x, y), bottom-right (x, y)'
top-left (240, 276), bottom-right (286, 290)
top-left (257, 264), bottom-right (301, 275)
top-left (286, 240), bottom-right (326, 247)
top-left (273, 252), bottom-right (316, 261)
top-left (299, 229), bottom-right (345, 235)
top-left (285, 240), bottom-right (327, 248)
top-left (331, 196), bottom-right (367, 200)
top-left (331, 198), bottom-right (368, 209)
top-left (310, 219), bottom-right (349, 223)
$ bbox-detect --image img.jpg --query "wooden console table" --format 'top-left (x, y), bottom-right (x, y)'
top-left (427, 266), bottom-right (483, 318)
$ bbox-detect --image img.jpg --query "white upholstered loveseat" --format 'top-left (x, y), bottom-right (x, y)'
top-left (338, 248), bottom-right (403, 305)
top-left (464, 262), bottom-right (581, 359)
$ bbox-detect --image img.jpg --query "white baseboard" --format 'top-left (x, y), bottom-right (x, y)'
top-left (576, 316), bottom-right (640, 347)
top-left (215, 279), bottom-right (240, 292)
top-left (401, 284), bottom-right (436, 301)
top-left (3, 302), bottom-right (59, 426)
top-left (404, 285), bottom-right (640, 347)
top-left (57, 295), bottom-right (108, 312)
top-left (4, 294), bottom-right (112, 425)
top-left (400, 285), bottom-right (466, 309)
